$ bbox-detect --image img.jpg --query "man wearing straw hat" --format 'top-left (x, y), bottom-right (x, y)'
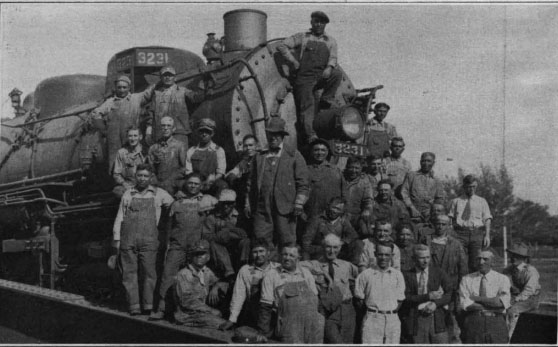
top-left (503, 242), bottom-right (541, 339)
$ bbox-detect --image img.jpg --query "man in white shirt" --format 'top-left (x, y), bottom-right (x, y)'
top-left (459, 250), bottom-right (511, 343)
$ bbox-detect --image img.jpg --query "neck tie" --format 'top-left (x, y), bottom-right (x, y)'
top-left (419, 270), bottom-right (427, 295)
top-left (462, 198), bottom-right (472, 222)
top-left (328, 261), bottom-right (335, 281)
top-left (479, 275), bottom-right (487, 297)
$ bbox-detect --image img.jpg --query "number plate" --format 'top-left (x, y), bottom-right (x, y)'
top-left (331, 140), bottom-right (368, 157)
top-left (135, 49), bottom-right (170, 67)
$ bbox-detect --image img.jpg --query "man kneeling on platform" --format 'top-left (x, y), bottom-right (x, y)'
top-left (174, 240), bottom-right (229, 328)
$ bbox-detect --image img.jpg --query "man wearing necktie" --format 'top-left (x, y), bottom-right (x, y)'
top-left (449, 174), bottom-right (493, 272)
top-left (458, 250), bottom-right (511, 343)
top-left (401, 244), bottom-right (452, 343)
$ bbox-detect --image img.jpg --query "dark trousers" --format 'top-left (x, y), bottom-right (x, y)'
top-left (120, 244), bottom-right (158, 311)
top-left (462, 313), bottom-right (509, 344)
top-left (455, 228), bottom-right (485, 272)
top-left (412, 314), bottom-right (449, 344)
top-left (325, 301), bottom-right (357, 344)
top-left (294, 69), bottom-right (342, 142)
top-left (209, 238), bottom-right (251, 278)
top-left (157, 245), bottom-right (187, 312)
top-left (253, 208), bottom-right (297, 247)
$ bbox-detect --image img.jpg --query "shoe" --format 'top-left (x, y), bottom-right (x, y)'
top-left (130, 309), bottom-right (141, 316)
top-left (149, 310), bottom-right (165, 321)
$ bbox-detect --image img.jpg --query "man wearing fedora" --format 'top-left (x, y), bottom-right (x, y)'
top-left (503, 242), bottom-right (541, 339)
top-left (147, 65), bottom-right (203, 146)
top-left (246, 117), bottom-right (309, 248)
top-left (277, 11), bottom-right (342, 144)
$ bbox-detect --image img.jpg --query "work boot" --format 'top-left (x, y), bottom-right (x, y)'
top-left (130, 309), bottom-right (141, 316)
top-left (149, 310), bottom-right (165, 321)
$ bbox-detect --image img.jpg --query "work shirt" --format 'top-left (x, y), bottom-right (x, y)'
top-left (345, 174), bottom-right (374, 215)
top-left (503, 263), bottom-right (541, 301)
top-left (366, 117), bottom-right (399, 140)
top-left (112, 185), bottom-right (174, 241)
top-left (185, 141), bottom-right (227, 176)
top-left (229, 262), bottom-right (280, 323)
top-left (459, 270), bottom-right (511, 311)
top-left (306, 161), bottom-right (347, 219)
top-left (260, 265), bottom-right (318, 306)
top-left (359, 238), bottom-right (401, 270)
top-left (303, 214), bottom-right (359, 256)
top-left (148, 136), bottom-right (187, 186)
top-left (112, 144), bottom-right (146, 185)
top-left (449, 194), bottom-right (492, 228)
top-left (277, 30), bottom-right (338, 68)
top-left (300, 258), bottom-right (358, 301)
top-left (401, 170), bottom-right (446, 213)
top-left (175, 264), bottom-right (219, 311)
top-left (385, 156), bottom-right (412, 189)
top-left (371, 195), bottom-right (410, 227)
top-left (354, 266), bottom-right (405, 311)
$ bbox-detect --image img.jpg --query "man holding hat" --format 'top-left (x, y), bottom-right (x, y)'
top-left (185, 118), bottom-right (227, 194)
top-left (246, 117), bottom-right (309, 248)
top-left (91, 75), bottom-right (155, 174)
top-left (305, 138), bottom-right (347, 221)
top-left (174, 239), bottom-right (229, 328)
top-left (148, 65), bottom-right (203, 146)
top-left (503, 242), bottom-right (541, 339)
top-left (277, 11), bottom-right (342, 144)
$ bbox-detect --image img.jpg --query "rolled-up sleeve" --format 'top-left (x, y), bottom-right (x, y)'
top-left (277, 33), bottom-right (303, 65)
top-left (327, 36), bottom-right (338, 68)
top-left (216, 147), bottom-right (227, 176)
top-left (229, 268), bottom-right (249, 323)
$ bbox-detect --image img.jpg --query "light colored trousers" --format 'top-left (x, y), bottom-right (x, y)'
top-left (362, 311), bottom-right (401, 344)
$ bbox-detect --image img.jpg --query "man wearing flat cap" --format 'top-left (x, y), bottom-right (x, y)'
top-left (503, 242), bottom-right (541, 339)
top-left (277, 11), bottom-right (342, 144)
top-left (91, 75), bottom-right (156, 174)
top-left (246, 117), bottom-right (309, 248)
top-left (147, 65), bottom-right (203, 147)
top-left (185, 118), bottom-right (227, 194)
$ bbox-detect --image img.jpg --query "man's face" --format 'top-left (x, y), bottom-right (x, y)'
top-left (324, 241), bottom-right (341, 261)
top-left (434, 219), bottom-right (450, 237)
top-left (414, 250), bottom-right (431, 271)
top-left (311, 144), bottom-right (329, 163)
top-left (161, 73), bottom-right (176, 87)
top-left (476, 251), bottom-right (494, 274)
top-left (464, 182), bottom-right (478, 198)
top-left (391, 141), bottom-right (405, 158)
top-left (127, 129), bottom-right (142, 147)
top-left (160, 118), bottom-right (175, 138)
top-left (326, 202), bottom-right (344, 220)
top-left (281, 247), bottom-right (299, 271)
top-left (510, 254), bottom-right (523, 267)
top-left (375, 224), bottom-right (392, 242)
top-left (374, 106), bottom-right (389, 122)
top-left (398, 228), bottom-right (414, 247)
top-left (431, 204), bottom-right (445, 218)
top-left (252, 246), bottom-right (269, 267)
top-left (221, 201), bottom-right (235, 216)
top-left (192, 252), bottom-right (210, 268)
top-left (198, 128), bottom-right (214, 145)
top-left (375, 245), bottom-right (393, 270)
top-left (115, 81), bottom-right (130, 98)
top-left (184, 177), bottom-right (202, 196)
top-left (135, 169), bottom-right (151, 189)
top-left (369, 159), bottom-right (382, 175)
top-left (266, 132), bottom-right (284, 149)
top-left (345, 162), bottom-right (362, 181)
top-left (243, 138), bottom-right (257, 157)
top-left (378, 183), bottom-right (392, 201)
top-left (420, 155), bottom-right (435, 173)
top-left (310, 17), bottom-right (327, 36)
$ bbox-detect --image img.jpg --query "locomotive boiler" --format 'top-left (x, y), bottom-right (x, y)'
top-left (0, 9), bottom-right (377, 293)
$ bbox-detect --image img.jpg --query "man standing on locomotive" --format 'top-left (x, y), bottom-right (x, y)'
top-left (112, 126), bottom-right (147, 198)
top-left (147, 66), bottom-right (202, 147)
top-left (112, 163), bottom-right (174, 316)
top-left (147, 116), bottom-right (187, 195)
top-left (277, 11), bottom-right (342, 144)
top-left (91, 75), bottom-right (154, 174)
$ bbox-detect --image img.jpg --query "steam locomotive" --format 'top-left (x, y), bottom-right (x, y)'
top-left (0, 9), bottom-right (379, 293)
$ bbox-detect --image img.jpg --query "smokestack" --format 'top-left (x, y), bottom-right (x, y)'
top-left (223, 9), bottom-right (267, 52)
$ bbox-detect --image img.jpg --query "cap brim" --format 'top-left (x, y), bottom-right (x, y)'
top-left (198, 126), bottom-right (215, 132)
top-left (265, 130), bottom-right (289, 136)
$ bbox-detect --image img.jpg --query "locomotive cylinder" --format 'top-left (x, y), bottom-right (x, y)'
top-left (223, 9), bottom-right (267, 52)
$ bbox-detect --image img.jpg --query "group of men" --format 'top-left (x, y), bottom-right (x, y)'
top-left (95, 10), bottom-right (541, 345)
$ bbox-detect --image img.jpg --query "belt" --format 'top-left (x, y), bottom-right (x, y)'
top-left (455, 225), bottom-right (484, 231)
top-left (469, 310), bottom-right (504, 317)
top-left (367, 308), bottom-right (398, 314)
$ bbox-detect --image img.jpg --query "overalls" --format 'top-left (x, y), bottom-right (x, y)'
top-left (158, 199), bottom-right (203, 312)
top-left (275, 272), bottom-right (324, 343)
top-left (191, 148), bottom-right (218, 179)
top-left (294, 40), bottom-right (331, 141)
top-left (119, 197), bottom-right (159, 311)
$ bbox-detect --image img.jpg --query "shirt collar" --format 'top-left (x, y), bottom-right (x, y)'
top-left (279, 265), bottom-right (302, 275)
top-left (516, 263), bottom-right (527, 271)
top-left (372, 266), bottom-right (393, 274)
top-left (415, 266), bottom-right (429, 276)
top-left (188, 264), bottom-right (207, 275)
top-left (195, 141), bottom-right (217, 151)
top-left (114, 93), bottom-right (131, 101)
top-left (417, 169), bottom-right (435, 178)
top-left (131, 185), bottom-right (156, 195)
top-left (125, 143), bottom-right (143, 154)
top-left (307, 30), bottom-right (329, 39)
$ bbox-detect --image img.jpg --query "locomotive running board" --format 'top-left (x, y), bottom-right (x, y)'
top-left (0, 279), bottom-right (233, 343)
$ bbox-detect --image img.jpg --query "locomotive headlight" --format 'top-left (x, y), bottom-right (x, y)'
top-left (338, 106), bottom-right (365, 140)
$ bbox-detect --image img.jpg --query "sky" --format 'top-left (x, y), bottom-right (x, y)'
top-left (1, 3), bottom-right (557, 214)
